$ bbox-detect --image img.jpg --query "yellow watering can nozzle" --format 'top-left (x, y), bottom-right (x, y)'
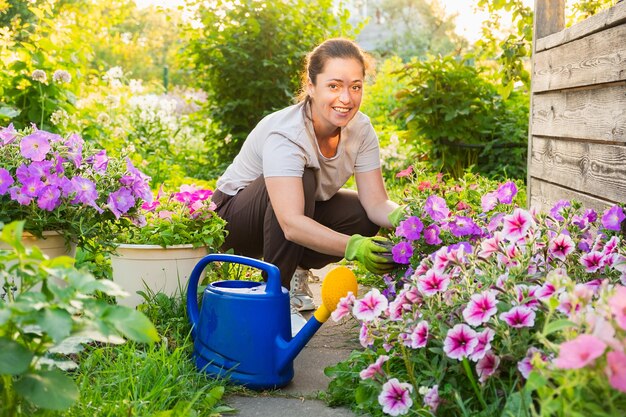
top-left (313, 266), bottom-right (358, 323)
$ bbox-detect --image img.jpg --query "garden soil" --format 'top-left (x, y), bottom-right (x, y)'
top-left (225, 265), bottom-right (370, 417)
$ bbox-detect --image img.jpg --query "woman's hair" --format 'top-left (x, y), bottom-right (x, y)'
top-left (296, 37), bottom-right (373, 102)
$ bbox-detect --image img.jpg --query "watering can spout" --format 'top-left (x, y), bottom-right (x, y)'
top-left (276, 266), bottom-right (358, 374)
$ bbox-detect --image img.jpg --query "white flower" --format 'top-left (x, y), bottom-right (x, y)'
top-left (52, 69), bottom-right (71, 83)
top-left (50, 109), bottom-right (69, 125)
top-left (31, 69), bottom-right (47, 83)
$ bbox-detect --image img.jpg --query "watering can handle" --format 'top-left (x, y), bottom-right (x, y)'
top-left (186, 253), bottom-right (282, 329)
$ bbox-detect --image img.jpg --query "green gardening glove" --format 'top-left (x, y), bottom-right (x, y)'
top-left (388, 205), bottom-right (407, 227)
top-left (345, 234), bottom-right (397, 275)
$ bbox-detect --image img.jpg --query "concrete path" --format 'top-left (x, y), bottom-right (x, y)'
top-left (224, 265), bottom-right (367, 417)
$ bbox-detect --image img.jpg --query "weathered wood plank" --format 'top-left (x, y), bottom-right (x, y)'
top-left (533, 24), bottom-right (626, 92)
top-left (537, 0), bottom-right (626, 52)
top-left (534, 0), bottom-right (565, 39)
top-left (529, 136), bottom-right (626, 203)
top-left (529, 177), bottom-right (614, 213)
top-left (531, 83), bottom-right (626, 142)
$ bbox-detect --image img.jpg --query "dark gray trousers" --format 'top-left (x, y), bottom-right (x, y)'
top-left (212, 169), bottom-right (379, 288)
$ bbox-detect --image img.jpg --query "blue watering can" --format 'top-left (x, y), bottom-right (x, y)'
top-left (186, 253), bottom-right (357, 390)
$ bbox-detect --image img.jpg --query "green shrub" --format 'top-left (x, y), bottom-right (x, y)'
top-left (394, 55), bottom-right (528, 180)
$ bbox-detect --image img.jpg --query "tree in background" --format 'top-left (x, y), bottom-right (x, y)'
top-left (181, 0), bottom-right (358, 174)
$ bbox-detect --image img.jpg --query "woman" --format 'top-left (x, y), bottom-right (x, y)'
top-left (213, 38), bottom-right (399, 327)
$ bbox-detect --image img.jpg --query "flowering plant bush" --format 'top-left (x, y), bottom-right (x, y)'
top-left (113, 184), bottom-right (227, 249)
top-left (326, 172), bottom-right (626, 416)
top-left (0, 124), bottom-right (152, 248)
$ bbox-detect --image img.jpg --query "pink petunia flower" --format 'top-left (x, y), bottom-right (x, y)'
top-left (360, 355), bottom-right (389, 380)
top-left (481, 191), bottom-right (498, 212)
top-left (423, 385), bottom-right (440, 413)
top-left (359, 323), bottom-right (373, 348)
top-left (478, 232), bottom-right (503, 259)
top-left (605, 350), bottom-right (626, 393)
top-left (601, 205), bottom-right (625, 231)
top-left (469, 328), bottom-right (496, 362)
top-left (554, 334), bottom-right (606, 369)
top-left (417, 269), bottom-right (450, 297)
top-left (331, 292), bottom-right (356, 322)
top-left (476, 351), bottom-right (500, 383)
top-left (463, 291), bottom-right (498, 327)
top-left (579, 251), bottom-right (605, 273)
top-left (495, 181), bottom-right (518, 204)
top-left (607, 286), bottom-right (626, 330)
top-left (353, 288), bottom-right (388, 322)
top-left (443, 324), bottom-right (478, 360)
top-left (501, 208), bottom-right (535, 242)
top-left (499, 306), bottom-right (536, 328)
top-left (549, 234), bottom-right (575, 261)
top-left (396, 216), bottom-right (423, 241)
top-left (378, 378), bottom-right (413, 416)
top-left (409, 321), bottom-right (429, 349)
top-left (424, 195), bottom-right (450, 222)
top-left (395, 165), bottom-right (413, 178)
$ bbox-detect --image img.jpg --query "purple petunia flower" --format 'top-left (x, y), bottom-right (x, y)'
top-left (107, 187), bottom-right (136, 218)
top-left (9, 186), bottom-right (32, 205)
top-left (392, 241), bottom-right (413, 264)
top-left (549, 199), bottom-right (571, 221)
top-left (395, 216), bottom-right (423, 241)
top-left (0, 123), bottom-right (18, 145)
top-left (423, 385), bottom-right (440, 413)
top-left (423, 224), bottom-right (442, 245)
top-left (424, 195), bottom-right (450, 222)
top-left (0, 168), bottom-right (14, 194)
top-left (71, 176), bottom-right (102, 213)
top-left (20, 130), bottom-right (52, 161)
top-left (449, 215), bottom-right (481, 237)
top-left (21, 177), bottom-right (45, 198)
top-left (89, 149), bottom-right (109, 172)
top-left (37, 185), bottom-right (61, 211)
top-left (495, 181), bottom-right (518, 204)
top-left (443, 324), bottom-right (478, 360)
top-left (601, 205), bottom-right (625, 231)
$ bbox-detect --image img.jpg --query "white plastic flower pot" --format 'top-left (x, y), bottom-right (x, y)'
top-left (110, 244), bottom-right (208, 308)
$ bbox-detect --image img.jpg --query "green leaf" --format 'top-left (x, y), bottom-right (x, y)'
top-left (544, 319), bottom-right (576, 336)
top-left (106, 306), bottom-right (159, 343)
top-left (0, 338), bottom-right (33, 375)
top-left (40, 308), bottom-right (73, 343)
top-left (14, 369), bottom-right (79, 410)
top-left (524, 371), bottom-right (548, 391)
top-left (500, 390), bottom-right (531, 417)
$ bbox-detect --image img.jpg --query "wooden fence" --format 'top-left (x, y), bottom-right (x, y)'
top-left (527, 0), bottom-right (626, 212)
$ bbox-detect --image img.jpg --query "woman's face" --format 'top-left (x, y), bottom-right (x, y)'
top-left (308, 57), bottom-right (364, 135)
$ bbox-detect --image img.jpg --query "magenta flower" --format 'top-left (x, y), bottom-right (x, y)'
top-left (21, 177), bottom-right (44, 197)
top-left (331, 292), bottom-right (355, 322)
top-left (549, 199), bottom-right (571, 221)
top-left (359, 323), bottom-right (373, 348)
top-left (107, 187), bottom-right (136, 219)
top-left (478, 233), bottom-right (503, 259)
top-left (409, 321), bottom-right (429, 348)
top-left (360, 354), bottom-right (389, 380)
top-left (499, 306), bottom-right (536, 328)
top-left (495, 181), bottom-right (517, 204)
top-left (423, 385), bottom-right (440, 412)
top-left (469, 328), bottom-right (495, 362)
top-left (423, 224), bottom-right (442, 245)
top-left (37, 186), bottom-right (61, 211)
top-left (605, 350), bottom-right (626, 393)
top-left (0, 168), bottom-right (14, 194)
top-left (501, 208), bottom-right (534, 242)
top-left (579, 251), bottom-right (605, 273)
top-left (392, 241), bottom-right (413, 264)
top-left (353, 288), bottom-right (388, 322)
top-left (396, 216), bottom-right (423, 241)
top-left (462, 291), bottom-right (498, 326)
top-left (554, 334), bottom-right (606, 369)
top-left (601, 205), bottom-right (625, 231)
top-left (193, 189), bottom-right (213, 201)
top-left (424, 195), bottom-right (450, 222)
top-left (481, 191), bottom-right (498, 212)
top-left (9, 186), bottom-right (32, 205)
top-left (378, 378), bottom-right (413, 416)
top-left (476, 351), bottom-right (500, 383)
top-left (549, 233), bottom-right (575, 261)
top-left (20, 130), bottom-right (52, 161)
top-left (71, 177), bottom-right (99, 206)
top-left (417, 269), bottom-right (450, 296)
top-left (90, 149), bottom-right (109, 172)
top-left (449, 215), bottom-right (481, 237)
top-left (0, 123), bottom-right (17, 145)
top-left (395, 165), bottom-right (413, 178)
top-left (608, 286), bottom-right (626, 330)
top-left (141, 201), bottom-right (160, 211)
top-left (444, 324), bottom-right (478, 360)
top-left (518, 347), bottom-right (545, 379)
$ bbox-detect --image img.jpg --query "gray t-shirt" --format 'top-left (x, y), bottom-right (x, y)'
top-left (216, 101), bottom-right (380, 201)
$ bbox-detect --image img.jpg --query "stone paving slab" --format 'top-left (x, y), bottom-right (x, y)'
top-left (225, 265), bottom-right (367, 416)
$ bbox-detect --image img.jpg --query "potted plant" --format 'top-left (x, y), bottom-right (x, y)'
top-left (0, 123), bottom-right (152, 256)
top-left (110, 184), bottom-right (227, 307)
